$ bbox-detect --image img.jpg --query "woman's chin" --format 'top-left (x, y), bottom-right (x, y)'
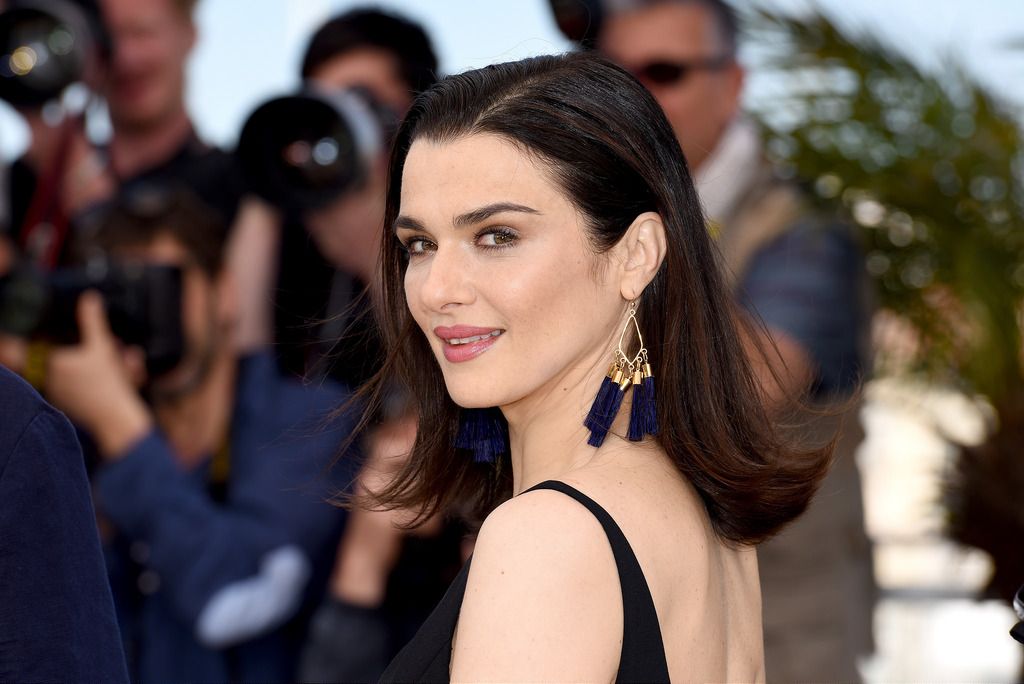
top-left (449, 395), bottom-right (501, 410)
top-left (445, 384), bottom-right (511, 411)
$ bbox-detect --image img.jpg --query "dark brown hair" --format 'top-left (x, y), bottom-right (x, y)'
top-left (364, 51), bottom-right (829, 545)
top-left (174, 0), bottom-right (198, 19)
top-left (87, 186), bottom-right (227, 276)
top-left (300, 9), bottom-right (438, 95)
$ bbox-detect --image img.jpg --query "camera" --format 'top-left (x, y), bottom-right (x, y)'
top-left (0, 257), bottom-right (185, 377)
top-left (236, 87), bottom-right (396, 211)
top-left (547, 0), bottom-right (604, 47)
top-left (0, 0), bottom-right (103, 108)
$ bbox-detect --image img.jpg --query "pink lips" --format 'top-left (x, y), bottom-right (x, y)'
top-left (434, 325), bottom-right (504, 363)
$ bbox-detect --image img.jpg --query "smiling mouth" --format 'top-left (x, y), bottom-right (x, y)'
top-left (447, 330), bottom-right (504, 345)
top-left (434, 327), bottom-right (505, 363)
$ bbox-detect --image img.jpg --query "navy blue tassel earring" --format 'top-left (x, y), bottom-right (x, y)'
top-left (627, 358), bottom-right (659, 441)
top-left (455, 407), bottom-right (509, 463)
top-left (585, 301), bottom-right (658, 446)
top-left (584, 362), bottom-right (632, 447)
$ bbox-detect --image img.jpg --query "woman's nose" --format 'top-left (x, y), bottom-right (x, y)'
top-left (414, 243), bottom-right (475, 312)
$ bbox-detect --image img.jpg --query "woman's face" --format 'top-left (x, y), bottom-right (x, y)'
top-left (397, 133), bottom-right (625, 410)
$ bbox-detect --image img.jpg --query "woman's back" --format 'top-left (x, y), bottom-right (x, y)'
top-left (566, 446), bottom-right (765, 681)
top-left (450, 444), bottom-right (765, 682)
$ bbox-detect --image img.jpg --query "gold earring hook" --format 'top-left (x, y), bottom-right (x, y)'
top-left (616, 301), bottom-right (646, 372)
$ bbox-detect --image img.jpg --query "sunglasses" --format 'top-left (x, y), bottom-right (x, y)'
top-left (631, 55), bottom-right (732, 86)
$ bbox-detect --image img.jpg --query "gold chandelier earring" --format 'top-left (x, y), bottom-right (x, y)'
top-left (584, 302), bottom-right (658, 447)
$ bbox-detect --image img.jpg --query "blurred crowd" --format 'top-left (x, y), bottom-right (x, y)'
top-left (0, 0), bottom-right (884, 681)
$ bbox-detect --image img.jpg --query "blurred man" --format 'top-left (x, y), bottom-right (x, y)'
top-left (242, 8), bottom-right (439, 383)
top-left (96, 0), bottom-right (240, 223)
top-left (6, 0), bottom-right (239, 264)
top-left (0, 0), bottom-right (110, 369)
top-left (222, 10), bottom-right (458, 682)
top-left (299, 8), bottom-right (438, 280)
top-left (600, 2), bottom-right (875, 682)
top-left (1, 365), bottom-right (128, 683)
top-left (45, 190), bottom-right (358, 682)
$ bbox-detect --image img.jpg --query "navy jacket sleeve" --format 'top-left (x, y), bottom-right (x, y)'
top-left (0, 367), bottom-right (128, 684)
top-left (93, 352), bottom-right (358, 627)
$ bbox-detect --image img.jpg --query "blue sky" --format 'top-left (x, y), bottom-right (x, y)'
top-left (1, 0), bottom-right (1021, 156)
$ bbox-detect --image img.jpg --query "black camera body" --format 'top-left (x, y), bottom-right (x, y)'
top-left (236, 87), bottom-right (395, 212)
top-left (0, 258), bottom-right (185, 377)
top-left (547, 0), bottom-right (604, 47)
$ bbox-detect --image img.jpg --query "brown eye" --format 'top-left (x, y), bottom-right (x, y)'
top-left (404, 237), bottom-right (435, 254)
top-left (477, 228), bottom-right (518, 248)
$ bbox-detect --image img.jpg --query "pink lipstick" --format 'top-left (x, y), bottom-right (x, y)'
top-left (434, 325), bottom-right (504, 363)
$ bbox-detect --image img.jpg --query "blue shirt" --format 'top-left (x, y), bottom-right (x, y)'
top-left (94, 352), bottom-right (359, 682)
top-left (0, 366), bottom-right (128, 683)
top-left (738, 221), bottom-right (867, 399)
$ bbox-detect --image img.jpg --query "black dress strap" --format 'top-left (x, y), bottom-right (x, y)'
top-left (380, 481), bottom-right (671, 683)
top-left (524, 480), bottom-right (670, 682)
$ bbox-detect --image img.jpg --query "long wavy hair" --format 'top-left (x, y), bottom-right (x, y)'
top-left (359, 51), bottom-right (830, 545)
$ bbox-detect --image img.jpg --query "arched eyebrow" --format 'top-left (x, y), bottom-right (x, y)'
top-left (393, 215), bottom-right (427, 233)
top-left (393, 202), bottom-right (540, 233)
top-left (453, 202), bottom-right (540, 227)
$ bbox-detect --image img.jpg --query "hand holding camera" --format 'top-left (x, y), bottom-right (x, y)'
top-left (45, 290), bottom-right (151, 458)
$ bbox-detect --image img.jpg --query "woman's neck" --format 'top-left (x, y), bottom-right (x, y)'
top-left (502, 346), bottom-right (634, 495)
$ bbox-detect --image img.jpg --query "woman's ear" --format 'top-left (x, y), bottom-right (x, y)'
top-left (618, 211), bottom-right (667, 300)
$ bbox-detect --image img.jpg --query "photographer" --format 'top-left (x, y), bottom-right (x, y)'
top-left (0, 0), bottom-right (109, 244)
top-left (45, 188), bottom-right (360, 682)
top-left (3, 0), bottom-right (241, 267)
top-left (233, 8), bottom-right (437, 385)
top-left (228, 10), bottom-right (468, 681)
top-left (93, 0), bottom-right (240, 223)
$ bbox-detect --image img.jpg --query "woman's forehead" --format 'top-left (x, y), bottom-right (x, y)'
top-left (399, 134), bottom-right (570, 218)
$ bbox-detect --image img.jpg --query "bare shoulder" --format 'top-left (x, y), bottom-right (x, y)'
top-left (451, 487), bottom-right (623, 680)
top-left (464, 487), bottom-right (621, 604)
top-left (475, 484), bottom-right (611, 559)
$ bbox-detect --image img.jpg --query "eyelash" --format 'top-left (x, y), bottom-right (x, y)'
top-left (476, 227), bottom-right (519, 251)
top-left (401, 236), bottom-right (434, 256)
top-left (400, 227), bottom-right (519, 257)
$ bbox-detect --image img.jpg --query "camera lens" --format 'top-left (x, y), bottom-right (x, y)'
top-left (0, 1), bottom-right (92, 107)
top-left (236, 89), bottom-right (384, 211)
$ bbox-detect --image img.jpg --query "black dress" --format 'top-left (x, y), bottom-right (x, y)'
top-left (379, 480), bottom-right (671, 682)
